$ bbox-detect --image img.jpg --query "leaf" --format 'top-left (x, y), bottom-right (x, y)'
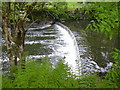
top-left (109, 32), bottom-right (113, 40)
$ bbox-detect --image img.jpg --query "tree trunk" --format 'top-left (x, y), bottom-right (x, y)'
top-left (14, 20), bottom-right (26, 67)
top-left (2, 2), bottom-right (37, 67)
top-left (2, 2), bottom-right (15, 67)
top-left (2, 3), bottom-right (25, 67)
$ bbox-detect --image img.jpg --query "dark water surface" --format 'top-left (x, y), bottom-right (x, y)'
top-left (63, 21), bottom-right (117, 74)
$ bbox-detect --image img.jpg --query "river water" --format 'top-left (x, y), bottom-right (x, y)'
top-left (63, 21), bottom-right (117, 74)
top-left (2, 20), bottom-right (117, 75)
top-left (24, 21), bottom-right (117, 75)
top-left (25, 22), bottom-right (81, 75)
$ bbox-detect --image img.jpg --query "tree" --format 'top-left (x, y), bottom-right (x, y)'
top-left (2, 2), bottom-right (37, 67)
top-left (84, 2), bottom-right (119, 40)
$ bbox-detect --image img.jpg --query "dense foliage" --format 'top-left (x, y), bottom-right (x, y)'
top-left (83, 2), bottom-right (120, 88)
top-left (2, 57), bottom-right (79, 88)
top-left (3, 54), bottom-right (120, 88)
top-left (84, 2), bottom-right (119, 40)
top-left (29, 2), bottom-right (85, 21)
top-left (106, 48), bottom-right (120, 87)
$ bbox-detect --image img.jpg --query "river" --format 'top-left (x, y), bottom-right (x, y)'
top-left (63, 21), bottom-right (117, 74)
top-left (2, 20), bottom-right (117, 75)
top-left (24, 20), bottom-right (117, 75)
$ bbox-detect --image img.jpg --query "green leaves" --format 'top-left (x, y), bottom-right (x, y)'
top-left (111, 48), bottom-right (120, 60)
top-left (2, 53), bottom-right (120, 88)
top-left (105, 49), bottom-right (120, 87)
top-left (79, 74), bottom-right (116, 88)
top-left (85, 2), bottom-right (119, 40)
top-left (2, 58), bottom-right (78, 88)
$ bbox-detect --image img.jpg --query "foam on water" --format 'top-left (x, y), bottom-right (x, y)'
top-left (54, 23), bottom-right (81, 75)
top-left (26, 23), bottom-right (81, 75)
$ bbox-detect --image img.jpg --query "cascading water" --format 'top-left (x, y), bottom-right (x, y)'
top-left (25, 22), bottom-right (81, 75)
top-left (54, 22), bottom-right (81, 75)
top-left (2, 21), bottom-right (115, 75)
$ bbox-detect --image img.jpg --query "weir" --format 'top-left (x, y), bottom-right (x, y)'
top-left (25, 22), bottom-right (81, 75)
top-left (2, 21), bottom-right (115, 75)
top-left (55, 22), bottom-right (81, 75)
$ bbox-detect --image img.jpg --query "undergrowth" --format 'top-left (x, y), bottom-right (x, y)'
top-left (2, 57), bottom-right (78, 88)
top-left (2, 52), bottom-right (120, 88)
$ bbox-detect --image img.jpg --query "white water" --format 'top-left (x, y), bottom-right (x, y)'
top-left (26, 23), bottom-right (81, 75)
top-left (2, 22), bottom-right (114, 75)
top-left (28, 24), bottom-right (51, 30)
top-left (53, 23), bottom-right (81, 75)
top-left (1, 22), bottom-right (115, 75)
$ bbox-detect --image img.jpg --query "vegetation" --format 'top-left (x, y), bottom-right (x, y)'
top-left (0, 73), bottom-right (1, 90)
top-left (79, 74), bottom-right (116, 88)
top-left (84, 2), bottom-right (119, 40)
top-left (29, 2), bottom-right (85, 21)
top-left (3, 57), bottom-right (79, 88)
top-left (2, 51), bottom-right (120, 88)
top-left (2, 2), bottom-right (37, 66)
top-left (79, 48), bottom-right (120, 88)
top-left (83, 2), bottom-right (120, 88)
top-left (2, 2), bottom-right (84, 67)
top-left (106, 48), bottom-right (120, 87)
top-left (2, 2), bottom-right (120, 89)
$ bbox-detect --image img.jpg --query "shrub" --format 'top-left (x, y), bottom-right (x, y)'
top-left (105, 48), bottom-right (120, 87)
